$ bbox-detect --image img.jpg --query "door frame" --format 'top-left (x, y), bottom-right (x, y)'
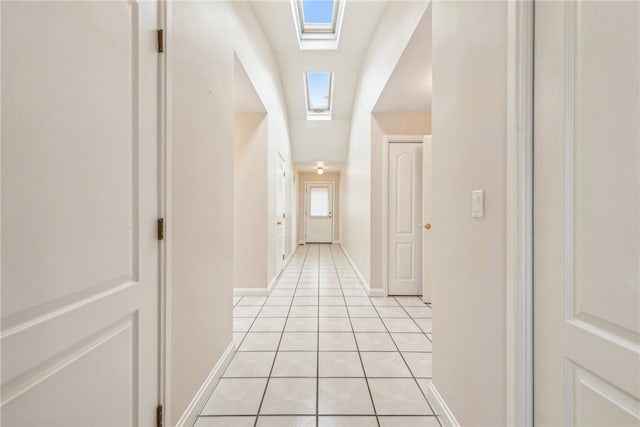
top-left (275, 151), bottom-right (286, 273)
top-left (159, 0), bottom-right (172, 423)
top-left (381, 135), bottom-right (425, 297)
top-left (304, 181), bottom-right (335, 243)
top-left (505, 0), bottom-right (534, 425)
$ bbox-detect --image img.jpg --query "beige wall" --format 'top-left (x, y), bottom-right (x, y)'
top-left (234, 113), bottom-right (268, 288)
top-left (171, 2), bottom-right (292, 423)
top-left (431, 1), bottom-right (508, 425)
top-left (341, 2), bottom-right (430, 287)
top-left (369, 112), bottom-right (431, 289)
top-left (297, 172), bottom-right (340, 243)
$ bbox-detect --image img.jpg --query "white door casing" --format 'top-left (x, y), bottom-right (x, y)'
top-left (388, 142), bottom-right (423, 296)
top-left (1, 1), bottom-right (161, 425)
top-left (305, 183), bottom-right (333, 243)
top-left (534, 2), bottom-right (640, 425)
top-left (276, 155), bottom-right (286, 272)
top-left (422, 136), bottom-right (433, 303)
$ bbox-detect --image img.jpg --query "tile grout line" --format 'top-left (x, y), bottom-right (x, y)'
top-left (329, 244), bottom-right (382, 427)
top-left (316, 245), bottom-right (320, 427)
top-left (252, 244), bottom-right (311, 427)
top-left (370, 296), bottom-right (442, 426)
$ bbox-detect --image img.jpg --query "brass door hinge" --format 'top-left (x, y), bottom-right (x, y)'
top-left (158, 218), bottom-right (165, 241)
top-left (156, 405), bottom-right (163, 427)
top-left (157, 29), bottom-right (164, 53)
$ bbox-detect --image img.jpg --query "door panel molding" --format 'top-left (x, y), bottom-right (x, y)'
top-left (381, 135), bottom-right (426, 296)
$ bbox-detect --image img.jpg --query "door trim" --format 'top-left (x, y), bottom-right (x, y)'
top-left (505, 0), bottom-right (534, 425)
top-left (159, 0), bottom-right (172, 422)
top-left (304, 181), bottom-right (335, 243)
top-left (381, 135), bottom-right (425, 297)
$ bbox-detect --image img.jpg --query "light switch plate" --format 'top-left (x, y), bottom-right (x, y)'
top-left (472, 190), bottom-right (484, 218)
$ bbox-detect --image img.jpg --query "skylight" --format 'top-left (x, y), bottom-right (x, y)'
top-left (290, 0), bottom-right (345, 50)
top-left (304, 72), bottom-right (333, 120)
top-left (301, 0), bottom-right (336, 30)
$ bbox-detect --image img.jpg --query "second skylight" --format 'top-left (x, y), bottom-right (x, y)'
top-left (305, 72), bottom-right (333, 120)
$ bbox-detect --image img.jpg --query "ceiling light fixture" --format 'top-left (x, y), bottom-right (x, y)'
top-left (317, 166), bottom-right (324, 175)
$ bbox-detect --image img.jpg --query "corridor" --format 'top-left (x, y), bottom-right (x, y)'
top-left (196, 244), bottom-right (437, 427)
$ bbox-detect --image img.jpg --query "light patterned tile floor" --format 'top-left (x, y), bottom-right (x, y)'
top-left (196, 244), bottom-right (440, 427)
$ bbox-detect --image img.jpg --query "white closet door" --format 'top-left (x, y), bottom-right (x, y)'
top-left (1, 1), bottom-right (161, 425)
top-left (388, 143), bottom-right (423, 295)
top-left (534, 2), bottom-right (640, 425)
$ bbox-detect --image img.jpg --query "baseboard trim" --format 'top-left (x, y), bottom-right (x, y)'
top-left (338, 243), bottom-right (384, 296)
top-left (368, 288), bottom-right (385, 297)
top-left (175, 341), bottom-right (236, 427)
top-left (332, 240), bottom-right (341, 244)
top-left (297, 240), bottom-right (305, 245)
top-left (234, 251), bottom-right (296, 297)
top-left (426, 382), bottom-right (461, 427)
top-left (233, 287), bottom-right (269, 297)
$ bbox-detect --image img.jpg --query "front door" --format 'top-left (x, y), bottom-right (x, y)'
top-left (305, 183), bottom-right (333, 243)
top-left (534, 2), bottom-right (640, 424)
top-left (388, 142), bottom-right (423, 295)
top-left (1, 1), bottom-right (161, 425)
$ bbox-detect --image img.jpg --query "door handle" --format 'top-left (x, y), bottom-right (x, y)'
top-left (424, 223), bottom-right (431, 230)
top-left (277, 221), bottom-right (282, 225)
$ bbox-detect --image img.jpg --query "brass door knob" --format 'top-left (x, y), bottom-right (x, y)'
top-left (277, 221), bottom-right (282, 225)
top-left (424, 223), bottom-right (431, 230)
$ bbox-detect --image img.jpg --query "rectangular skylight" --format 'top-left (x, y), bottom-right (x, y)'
top-left (304, 72), bottom-right (333, 120)
top-left (301, 0), bottom-right (336, 28)
top-left (290, 0), bottom-right (345, 50)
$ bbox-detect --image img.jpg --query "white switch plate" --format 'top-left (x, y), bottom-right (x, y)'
top-left (472, 190), bottom-right (484, 218)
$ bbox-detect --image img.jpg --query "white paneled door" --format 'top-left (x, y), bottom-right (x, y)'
top-left (534, 2), bottom-right (640, 425)
top-left (388, 143), bottom-right (423, 295)
top-left (276, 156), bottom-right (286, 272)
top-left (1, 1), bottom-right (161, 426)
top-left (305, 183), bottom-right (333, 243)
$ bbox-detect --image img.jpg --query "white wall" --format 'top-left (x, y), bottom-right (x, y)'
top-left (369, 113), bottom-right (431, 290)
top-left (290, 120), bottom-right (350, 162)
top-left (431, 1), bottom-right (508, 425)
top-left (234, 113), bottom-right (268, 289)
top-left (341, 1), bottom-right (430, 287)
top-left (297, 172), bottom-right (341, 243)
top-left (170, 1), bottom-right (293, 423)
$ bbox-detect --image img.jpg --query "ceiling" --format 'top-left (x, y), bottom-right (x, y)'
top-left (250, 1), bottom-right (432, 169)
top-left (374, 7), bottom-right (432, 113)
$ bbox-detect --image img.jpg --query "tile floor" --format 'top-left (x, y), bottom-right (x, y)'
top-left (196, 244), bottom-right (439, 427)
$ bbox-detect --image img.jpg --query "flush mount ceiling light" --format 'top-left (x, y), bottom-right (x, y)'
top-left (317, 166), bottom-right (324, 175)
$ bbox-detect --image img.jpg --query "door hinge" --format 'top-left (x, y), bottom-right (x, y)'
top-left (283, 213), bottom-right (286, 219)
top-left (282, 254), bottom-right (285, 260)
top-left (156, 405), bottom-right (163, 427)
top-left (158, 218), bottom-right (165, 241)
top-left (157, 29), bottom-right (164, 53)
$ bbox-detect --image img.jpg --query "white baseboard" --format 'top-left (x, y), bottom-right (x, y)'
top-left (234, 250), bottom-right (297, 297)
top-left (297, 240), bottom-right (305, 245)
top-left (338, 243), bottom-right (380, 296)
top-left (332, 240), bottom-right (341, 244)
top-left (426, 382), bottom-right (461, 427)
top-left (175, 341), bottom-right (236, 427)
top-left (234, 287), bottom-right (269, 297)
top-left (368, 288), bottom-right (386, 297)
